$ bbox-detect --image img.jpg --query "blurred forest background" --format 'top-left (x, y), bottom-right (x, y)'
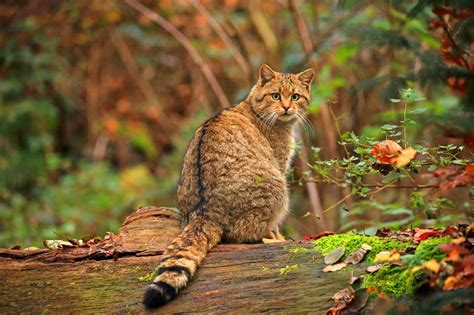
top-left (1, 0), bottom-right (473, 247)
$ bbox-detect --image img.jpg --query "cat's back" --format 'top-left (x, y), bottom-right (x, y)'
top-left (177, 102), bottom-right (281, 215)
top-left (185, 102), bottom-right (274, 166)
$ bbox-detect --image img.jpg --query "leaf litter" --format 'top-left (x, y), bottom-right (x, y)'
top-left (315, 224), bottom-right (474, 314)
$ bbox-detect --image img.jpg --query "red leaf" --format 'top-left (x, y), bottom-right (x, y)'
top-left (443, 226), bottom-right (460, 238)
top-left (304, 231), bottom-right (335, 241)
top-left (432, 6), bottom-right (453, 16)
top-left (463, 137), bottom-right (474, 148)
top-left (439, 243), bottom-right (469, 261)
top-left (414, 229), bottom-right (437, 241)
top-left (455, 9), bottom-right (474, 19)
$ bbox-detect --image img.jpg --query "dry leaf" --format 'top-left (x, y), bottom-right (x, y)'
top-left (304, 231), bottom-right (335, 241)
top-left (326, 303), bottom-right (347, 315)
top-left (414, 228), bottom-right (437, 241)
top-left (324, 247), bottom-right (345, 265)
top-left (43, 240), bottom-right (75, 250)
top-left (347, 289), bottom-right (368, 313)
top-left (348, 271), bottom-right (360, 284)
top-left (367, 263), bottom-right (383, 273)
top-left (323, 262), bottom-right (348, 272)
top-left (443, 276), bottom-right (461, 290)
top-left (451, 237), bottom-right (466, 245)
top-left (344, 245), bottom-right (370, 264)
top-left (374, 251), bottom-right (401, 263)
top-left (331, 286), bottom-right (355, 304)
top-left (395, 147), bottom-right (417, 167)
top-left (361, 244), bottom-right (372, 250)
top-left (423, 259), bottom-right (441, 273)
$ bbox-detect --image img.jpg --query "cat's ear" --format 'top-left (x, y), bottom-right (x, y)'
top-left (296, 68), bottom-right (315, 87)
top-left (259, 64), bottom-right (276, 85)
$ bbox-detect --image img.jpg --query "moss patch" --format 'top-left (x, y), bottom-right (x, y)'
top-left (313, 232), bottom-right (412, 263)
top-left (409, 237), bottom-right (451, 267)
top-left (362, 265), bottom-right (426, 297)
top-left (361, 237), bottom-right (451, 297)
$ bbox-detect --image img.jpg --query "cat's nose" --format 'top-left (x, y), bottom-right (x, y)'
top-left (282, 105), bottom-right (290, 112)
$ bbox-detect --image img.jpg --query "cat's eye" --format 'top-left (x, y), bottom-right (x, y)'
top-left (291, 94), bottom-right (300, 101)
top-left (271, 93), bottom-right (281, 100)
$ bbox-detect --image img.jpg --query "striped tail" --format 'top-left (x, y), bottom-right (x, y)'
top-left (143, 217), bottom-right (223, 308)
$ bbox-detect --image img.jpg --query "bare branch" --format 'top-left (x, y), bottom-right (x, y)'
top-left (123, 0), bottom-right (230, 109)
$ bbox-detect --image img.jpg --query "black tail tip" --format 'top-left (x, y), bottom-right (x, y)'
top-left (143, 281), bottom-right (177, 309)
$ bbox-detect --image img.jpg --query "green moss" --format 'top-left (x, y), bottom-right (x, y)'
top-left (409, 237), bottom-right (451, 267)
top-left (137, 271), bottom-right (155, 282)
top-left (362, 265), bottom-right (426, 297)
top-left (313, 232), bottom-right (412, 263)
top-left (361, 237), bottom-right (451, 297)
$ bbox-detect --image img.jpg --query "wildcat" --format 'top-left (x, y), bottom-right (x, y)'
top-left (143, 64), bottom-right (314, 308)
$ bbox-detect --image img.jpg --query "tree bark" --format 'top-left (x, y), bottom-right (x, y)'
top-left (0, 206), bottom-right (363, 314)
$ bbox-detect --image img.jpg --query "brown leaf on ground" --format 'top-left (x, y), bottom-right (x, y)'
top-left (304, 231), bottom-right (335, 241)
top-left (414, 228), bottom-right (438, 241)
top-left (323, 262), bottom-right (348, 272)
top-left (324, 247), bottom-right (345, 265)
top-left (367, 263), bottom-right (383, 273)
top-left (347, 289), bottom-right (368, 313)
top-left (348, 271), bottom-right (360, 284)
top-left (326, 303), bottom-right (347, 315)
top-left (344, 244), bottom-right (371, 264)
top-left (331, 286), bottom-right (355, 304)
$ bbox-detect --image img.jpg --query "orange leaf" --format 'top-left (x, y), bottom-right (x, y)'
top-left (371, 140), bottom-right (402, 164)
top-left (423, 259), bottom-right (441, 273)
top-left (395, 147), bottom-right (417, 167)
top-left (443, 276), bottom-right (461, 290)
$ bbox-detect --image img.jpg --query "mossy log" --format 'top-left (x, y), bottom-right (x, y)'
top-left (0, 206), bottom-right (365, 314)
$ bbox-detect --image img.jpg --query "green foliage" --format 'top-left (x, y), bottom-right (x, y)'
top-left (0, 20), bottom-right (64, 194)
top-left (0, 1), bottom-right (472, 246)
top-left (0, 162), bottom-right (161, 246)
top-left (303, 88), bottom-right (472, 230)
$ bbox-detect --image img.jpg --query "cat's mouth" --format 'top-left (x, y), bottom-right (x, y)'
top-left (277, 112), bottom-right (296, 122)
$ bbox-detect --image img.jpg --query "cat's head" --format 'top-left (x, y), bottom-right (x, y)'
top-left (249, 64), bottom-right (314, 124)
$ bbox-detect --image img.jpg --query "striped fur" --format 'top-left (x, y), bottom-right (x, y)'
top-left (143, 64), bottom-right (314, 308)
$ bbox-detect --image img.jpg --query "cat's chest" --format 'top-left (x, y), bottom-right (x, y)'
top-left (264, 127), bottom-right (293, 174)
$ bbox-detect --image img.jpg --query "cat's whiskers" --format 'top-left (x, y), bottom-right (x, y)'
top-left (295, 111), bottom-right (314, 138)
top-left (260, 111), bottom-right (277, 133)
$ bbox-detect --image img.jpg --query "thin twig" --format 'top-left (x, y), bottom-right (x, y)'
top-left (328, 104), bottom-right (349, 156)
top-left (323, 193), bottom-right (354, 213)
top-left (189, 0), bottom-right (251, 81)
top-left (124, 0), bottom-right (230, 109)
top-left (300, 180), bottom-right (467, 189)
top-left (403, 101), bottom-right (408, 148)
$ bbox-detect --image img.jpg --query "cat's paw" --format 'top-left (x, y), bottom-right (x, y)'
top-left (262, 237), bottom-right (285, 243)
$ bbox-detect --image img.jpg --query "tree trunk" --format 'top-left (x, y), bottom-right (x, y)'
top-left (0, 206), bottom-right (363, 314)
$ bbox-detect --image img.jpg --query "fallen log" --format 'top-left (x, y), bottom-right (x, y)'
top-left (0, 206), bottom-right (365, 314)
